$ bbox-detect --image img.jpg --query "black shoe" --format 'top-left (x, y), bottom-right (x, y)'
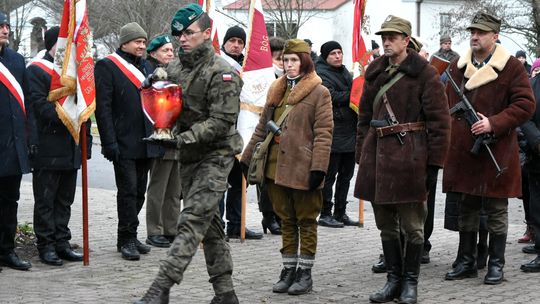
top-left (522, 245), bottom-right (539, 254)
top-left (146, 235), bottom-right (171, 248)
top-left (121, 240), bottom-right (140, 261)
top-left (336, 213), bottom-right (359, 226)
top-left (288, 268), bottom-right (312, 295)
top-left (262, 213), bottom-right (281, 235)
top-left (210, 290), bottom-right (239, 304)
top-left (420, 250), bottom-right (430, 264)
top-left (372, 254), bottom-right (387, 273)
top-left (272, 267), bottom-right (296, 293)
top-left (57, 248), bottom-right (83, 262)
top-left (318, 215), bottom-right (344, 228)
top-left (134, 281), bottom-right (170, 304)
top-left (0, 251), bottom-right (32, 270)
top-left (521, 256), bottom-right (540, 272)
top-left (136, 239), bottom-right (151, 254)
top-left (163, 235), bottom-right (176, 243)
top-left (227, 226), bottom-right (263, 240)
top-left (39, 250), bottom-right (63, 266)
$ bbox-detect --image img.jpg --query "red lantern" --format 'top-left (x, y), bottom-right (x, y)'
top-left (141, 81), bottom-right (182, 139)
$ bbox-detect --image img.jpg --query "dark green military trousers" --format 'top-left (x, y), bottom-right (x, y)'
top-left (266, 180), bottom-right (322, 256)
top-left (373, 202), bottom-right (427, 245)
top-left (456, 193), bottom-right (508, 234)
top-left (159, 155), bottom-right (234, 294)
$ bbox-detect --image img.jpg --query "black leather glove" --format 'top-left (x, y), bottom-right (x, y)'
top-left (240, 162), bottom-right (249, 180)
top-left (309, 170), bottom-right (326, 191)
top-left (143, 137), bottom-right (179, 148)
top-left (101, 143), bottom-right (120, 163)
top-left (28, 145), bottom-right (38, 160)
top-left (426, 165), bottom-right (440, 190)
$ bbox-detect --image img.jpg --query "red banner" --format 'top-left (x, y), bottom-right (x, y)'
top-left (350, 0), bottom-right (369, 114)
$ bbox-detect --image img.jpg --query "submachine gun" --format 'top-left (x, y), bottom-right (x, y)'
top-left (430, 55), bottom-right (505, 176)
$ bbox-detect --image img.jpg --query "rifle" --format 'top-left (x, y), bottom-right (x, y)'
top-left (430, 55), bottom-right (504, 176)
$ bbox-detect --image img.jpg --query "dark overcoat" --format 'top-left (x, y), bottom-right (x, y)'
top-left (354, 49), bottom-right (451, 204)
top-left (241, 72), bottom-right (333, 191)
top-left (25, 52), bottom-right (92, 170)
top-left (442, 45), bottom-right (535, 198)
top-left (0, 46), bottom-right (30, 177)
top-left (94, 49), bottom-right (160, 159)
top-left (315, 57), bottom-right (357, 153)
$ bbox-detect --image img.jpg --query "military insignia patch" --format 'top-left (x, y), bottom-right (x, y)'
top-left (189, 13), bottom-right (197, 21)
top-left (172, 21), bottom-right (183, 32)
top-left (222, 73), bottom-right (233, 81)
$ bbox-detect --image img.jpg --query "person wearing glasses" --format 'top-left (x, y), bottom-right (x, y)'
top-left (135, 4), bottom-right (243, 304)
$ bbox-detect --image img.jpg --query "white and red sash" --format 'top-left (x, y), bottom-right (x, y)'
top-left (106, 53), bottom-right (153, 123)
top-left (30, 59), bottom-right (70, 106)
top-left (0, 61), bottom-right (25, 114)
top-left (106, 53), bottom-right (145, 88)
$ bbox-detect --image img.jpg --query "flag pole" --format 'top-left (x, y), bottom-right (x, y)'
top-left (81, 123), bottom-right (90, 265)
top-left (358, 199), bottom-right (364, 228)
top-left (240, 175), bottom-right (247, 243)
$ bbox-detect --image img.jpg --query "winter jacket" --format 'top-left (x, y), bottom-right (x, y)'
top-left (0, 46), bottom-right (30, 177)
top-left (25, 52), bottom-right (92, 170)
top-left (94, 49), bottom-right (160, 159)
top-left (354, 49), bottom-right (451, 204)
top-left (442, 45), bottom-right (535, 198)
top-left (315, 57), bottom-right (356, 153)
top-left (241, 72), bottom-right (333, 191)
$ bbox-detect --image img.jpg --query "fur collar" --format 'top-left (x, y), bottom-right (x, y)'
top-left (457, 44), bottom-right (511, 90)
top-left (267, 72), bottom-right (322, 106)
top-left (365, 49), bottom-right (428, 81)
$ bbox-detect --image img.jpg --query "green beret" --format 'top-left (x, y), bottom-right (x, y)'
top-left (147, 35), bottom-right (172, 53)
top-left (283, 39), bottom-right (310, 55)
top-left (467, 12), bottom-right (501, 33)
top-left (171, 3), bottom-right (204, 36)
top-left (376, 15), bottom-right (412, 36)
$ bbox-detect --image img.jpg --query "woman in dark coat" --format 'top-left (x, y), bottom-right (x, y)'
top-left (241, 39), bottom-right (333, 296)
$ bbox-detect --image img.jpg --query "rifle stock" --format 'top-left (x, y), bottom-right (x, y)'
top-left (430, 55), bottom-right (451, 76)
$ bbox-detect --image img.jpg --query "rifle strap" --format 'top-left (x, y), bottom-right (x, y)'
top-left (373, 72), bottom-right (405, 111)
top-left (382, 93), bottom-right (399, 124)
top-left (260, 105), bottom-right (295, 150)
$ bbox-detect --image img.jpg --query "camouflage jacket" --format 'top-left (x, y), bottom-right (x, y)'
top-left (167, 41), bottom-right (243, 163)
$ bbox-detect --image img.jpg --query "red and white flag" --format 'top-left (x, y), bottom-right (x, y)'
top-left (48, 0), bottom-right (95, 144)
top-left (199, 0), bottom-right (221, 54)
top-left (350, 0), bottom-right (369, 113)
top-left (238, 0), bottom-right (275, 152)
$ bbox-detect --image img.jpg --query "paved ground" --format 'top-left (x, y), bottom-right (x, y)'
top-left (2, 162), bottom-right (540, 303)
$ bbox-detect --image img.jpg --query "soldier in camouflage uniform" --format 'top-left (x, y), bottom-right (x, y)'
top-left (135, 4), bottom-right (243, 304)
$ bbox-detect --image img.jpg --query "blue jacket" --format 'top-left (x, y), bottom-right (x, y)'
top-left (0, 46), bottom-right (30, 177)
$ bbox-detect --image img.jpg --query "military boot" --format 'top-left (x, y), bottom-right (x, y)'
top-left (134, 281), bottom-right (170, 304)
top-left (209, 290), bottom-right (239, 304)
top-left (272, 267), bottom-right (296, 293)
top-left (445, 231), bottom-right (478, 280)
top-left (369, 239), bottom-right (402, 303)
top-left (372, 254), bottom-right (387, 274)
top-left (477, 230), bottom-right (488, 270)
top-left (287, 268), bottom-right (313, 295)
top-left (398, 243), bottom-right (423, 304)
top-left (484, 234), bottom-right (506, 285)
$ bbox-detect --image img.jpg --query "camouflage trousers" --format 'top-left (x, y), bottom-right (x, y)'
top-left (158, 155), bottom-right (234, 294)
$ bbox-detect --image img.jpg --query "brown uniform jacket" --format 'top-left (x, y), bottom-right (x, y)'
top-left (354, 50), bottom-right (451, 204)
top-left (442, 45), bottom-right (535, 198)
top-left (241, 72), bottom-right (333, 190)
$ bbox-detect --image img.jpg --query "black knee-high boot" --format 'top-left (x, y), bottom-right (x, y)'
top-left (398, 242), bottom-right (423, 304)
top-left (445, 231), bottom-right (478, 280)
top-left (484, 234), bottom-right (506, 285)
top-left (370, 239), bottom-right (402, 303)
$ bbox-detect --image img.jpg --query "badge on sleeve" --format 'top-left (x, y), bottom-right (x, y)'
top-left (222, 73), bottom-right (233, 82)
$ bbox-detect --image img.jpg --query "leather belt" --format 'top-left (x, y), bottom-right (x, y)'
top-left (376, 122), bottom-right (426, 138)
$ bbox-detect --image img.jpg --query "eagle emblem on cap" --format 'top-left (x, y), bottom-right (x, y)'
top-left (172, 21), bottom-right (183, 31)
top-left (165, 36), bottom-right (171, 43)
top-left (188, 13), bottom-right (197, 21)
top-left (385, 15), bottom-right (393, 22)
